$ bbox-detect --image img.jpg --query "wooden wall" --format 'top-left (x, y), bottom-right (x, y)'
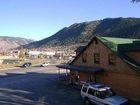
top-left (71, 38), bottom-right (140, 101)
top-left (127, 52), bottom-right (140, 64)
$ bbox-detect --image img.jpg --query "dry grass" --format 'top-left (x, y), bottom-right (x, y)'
top-left (0, 64), bottom-right (19, 70)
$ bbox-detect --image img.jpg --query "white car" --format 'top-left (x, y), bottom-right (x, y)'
top-left (81, 83), bottom-right (128, 105)
top-left (40, 62), bottom-right (49, 67)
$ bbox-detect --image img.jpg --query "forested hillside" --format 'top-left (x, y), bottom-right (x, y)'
top-left (24, 17), bottom-right (140, 49)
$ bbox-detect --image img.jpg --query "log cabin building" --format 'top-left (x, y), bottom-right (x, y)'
top-left (57, 36), bottom-right (140, 102)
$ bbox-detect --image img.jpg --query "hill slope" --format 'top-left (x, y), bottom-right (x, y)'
top-left (0, 36), bottom-right (33, 51)
top-left (25, 17), bottom-right (140, 49)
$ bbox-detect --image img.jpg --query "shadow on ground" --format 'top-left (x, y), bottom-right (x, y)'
top-left (0, 71), bottom-right (84, 105)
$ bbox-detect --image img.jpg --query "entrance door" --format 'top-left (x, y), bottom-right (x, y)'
top-left (89, 74), bottom-right (95, 82)
top-left (95, 73), bottom-right (100, 83)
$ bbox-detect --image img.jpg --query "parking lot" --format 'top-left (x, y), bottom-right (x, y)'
top-left (0, 65), bottom-right (84, 105)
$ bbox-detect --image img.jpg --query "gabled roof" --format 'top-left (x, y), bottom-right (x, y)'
top-left (97, 37), bottom-right (137, 52)
top-left (71, 36), bottom-right (140, 72)
top-left (75, 46), bottom-right (85, 53)
top-left (98, 37), bottom-right (140, 71)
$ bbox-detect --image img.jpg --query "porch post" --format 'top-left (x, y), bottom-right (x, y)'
top-left (66, 69), bottom-right (68, 83)
top-left (58, 68), bottom-right (60, 80)
top-left (78, 71), bottom-right (80, 87)
top-left (66, 69), bottom-right (68, 76)
top-left (95, 72), bottom-right (97, 83)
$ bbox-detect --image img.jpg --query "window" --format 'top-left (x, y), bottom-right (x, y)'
top-left (108, 53), bottom-right (116, 65)
top-left (95, 39), bottom-right (98, 45)
top-left (82, 86), bottom-right (88, 93)
top-left (82, 53), bottom-right (87, 63)
top-left (94, 53), bottom-right (100, 64)
top-left (88, 88), bottom-right (95, 96)
top-left (88, 88), bottom-right (101, 98)
top-left (94, 91), bottom-right (101, 98)
top-left (99, 89), bottom-right (116, 99)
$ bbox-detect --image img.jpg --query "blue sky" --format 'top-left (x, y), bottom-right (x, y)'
top-left (0, 0), bottom-right (139, 40)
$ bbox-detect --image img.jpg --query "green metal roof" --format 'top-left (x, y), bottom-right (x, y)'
top-left (97, 37), bottom-right (137, 52)
top-left (97, 36), bottom-right (140, 72)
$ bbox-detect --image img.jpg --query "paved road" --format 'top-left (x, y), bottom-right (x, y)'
top-left (0, 65), bottom-right (84, 105)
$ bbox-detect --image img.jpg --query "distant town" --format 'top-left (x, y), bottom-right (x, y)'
top-left (0, 47), bottom-right (76, 68)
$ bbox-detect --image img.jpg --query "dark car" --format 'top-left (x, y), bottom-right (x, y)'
top-left (22, 62), bottom-right (32, 68)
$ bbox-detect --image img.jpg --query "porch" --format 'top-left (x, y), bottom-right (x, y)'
top-left (56, 64), bottom-right (104, 87)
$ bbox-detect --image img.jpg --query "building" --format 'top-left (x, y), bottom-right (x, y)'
top-left (57, 36), bottom-right (140, 102)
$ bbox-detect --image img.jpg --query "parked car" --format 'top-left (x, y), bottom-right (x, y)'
top-left (40, 62), bottom-right (49, 67)
top-left (22, 62), bottom-right (32, 68)
top-left (81, 82), bottom-right (128, 105)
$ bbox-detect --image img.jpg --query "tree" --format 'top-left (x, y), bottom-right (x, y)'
top-left (18, 47), bottom-right (25, 61)
top-left (38, 53), bottom-right (44, 59)
top-left (132, 0), bottom-right (140, 2)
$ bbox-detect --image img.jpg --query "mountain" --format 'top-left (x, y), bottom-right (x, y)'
top-left (0, 36), bottom-right (34, 51)
top-left (24, 17), bottom-right (140, 49)
top-left (24, 20), bottom-right (100, 49)
top-left (93, 18), bottom-right (140, 38)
